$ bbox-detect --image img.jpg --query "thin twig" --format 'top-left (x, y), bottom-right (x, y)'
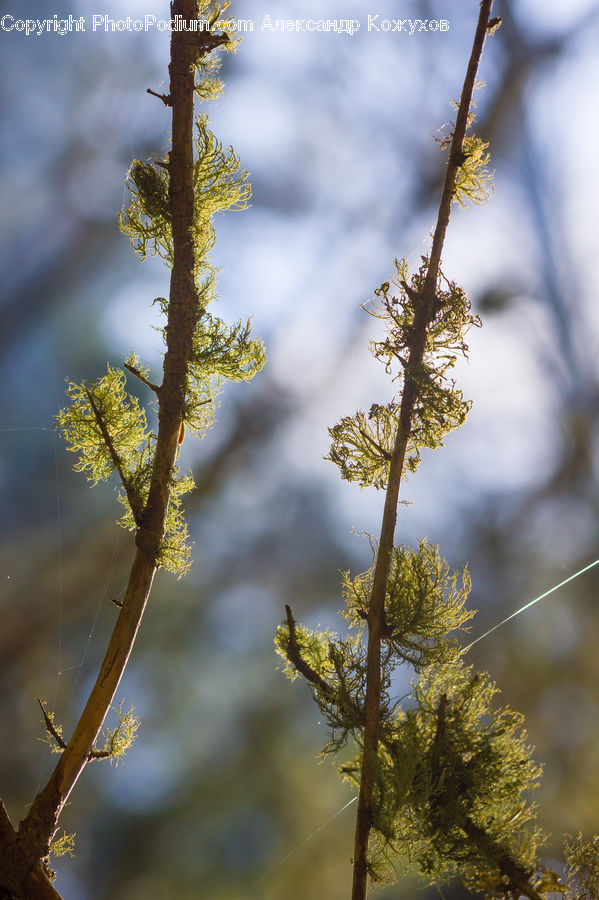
top-left (358, 428), bottom-right (392, 461)
top-left (37, 700), bottom-right (66, 751)
top-left (461, 818), bottom-right (543, 900)
top-left (388, 695), bottom-right (542, 900)
top-left (123, 362), bottom-right (161, 396)
top-left (84, 388), bottom-right (142, 527)
top-left (285, 606), bottom-right (335, 697)
top-left (146, 87), bottom-right (172, 106)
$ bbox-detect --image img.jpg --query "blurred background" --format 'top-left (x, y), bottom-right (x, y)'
top-left (2, 0), bottom-right (599, 897)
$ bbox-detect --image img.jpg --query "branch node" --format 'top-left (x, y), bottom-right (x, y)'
top-left (87, 749), bottom-right (110, 761)
top-left (146, 87), bottom-right (172, 106)
top-left (400, 280), bottom-right (422, 304)
top-left (189, 31), bottom-right (230, 58)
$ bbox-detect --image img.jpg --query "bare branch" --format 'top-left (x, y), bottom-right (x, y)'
top-left (123, 362), bottom-right (161, 396)
top-left (146, 87), bottom-right (172, 106)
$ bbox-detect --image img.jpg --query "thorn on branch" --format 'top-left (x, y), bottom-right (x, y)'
top-left (37, 700), bottom-right (67, 751)
top-left (154, 160), bottom-right (170, 170)
top-left (146, 87), bottom-right (172, 106)
top-left (123, 362), bottom-right (161, 396)
top-left (110, 597), bottom-right (123, 609)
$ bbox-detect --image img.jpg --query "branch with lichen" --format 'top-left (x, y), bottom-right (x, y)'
top-left (84, 387), bottom-right (143, 526)
top-left (276, 3), bottom-right (561, 898)
top-left (347, 4), bottom-right (496, 895)
top-left (0, 3), bottom-right (264, 897)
